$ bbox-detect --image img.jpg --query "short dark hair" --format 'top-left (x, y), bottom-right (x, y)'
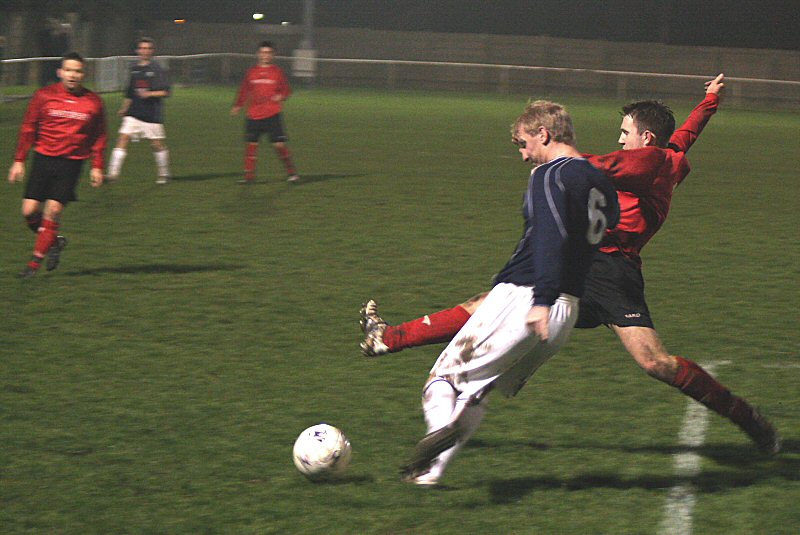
top-left (62, 51), bottom-right (84, 64)
top-left (621, 100), bottom-right (675, 148)
top-left (259, 41), bottom-right (275, 49)
top-left (137, 37), bottom-right (155, 47)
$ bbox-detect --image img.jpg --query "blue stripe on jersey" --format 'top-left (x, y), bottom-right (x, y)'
top-left (543, 158), bottom-right (570, 240)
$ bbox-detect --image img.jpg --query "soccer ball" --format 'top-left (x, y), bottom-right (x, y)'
top-left (292, 423), bottom-right (352, 480)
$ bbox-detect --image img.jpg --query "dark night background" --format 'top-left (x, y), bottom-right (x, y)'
top-left (142, 0), bottom-right (799, 50)
top-left (3, 0), bottom-right (799, 51)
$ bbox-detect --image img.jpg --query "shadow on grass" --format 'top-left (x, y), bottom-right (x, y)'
top-left (289, 173), bottom-right (368, 185)
top-left (170, 172), bottom-right (242, 182)
top-left (484, 438), bottom-right (799, 503)
top-left (66, 264), bottom-right (240, 276)
top-left (302, 473), bottom-right (375, 485)
top-left (173, 172), bottom-right (365, 185)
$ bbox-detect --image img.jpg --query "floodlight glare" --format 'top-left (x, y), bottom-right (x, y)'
top-left (253, 13), bottom-right (264, 21)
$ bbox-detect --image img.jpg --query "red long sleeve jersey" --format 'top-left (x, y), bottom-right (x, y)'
top-left (586, 93), bottom-right (719, 267)
top-left (233, 64), bottom-right (291, 120)
top-left (14, 82), bottom-right (107, 170)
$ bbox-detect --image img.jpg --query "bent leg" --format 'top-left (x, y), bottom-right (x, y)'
top-left (24, 199), bottom-right (64, 271)
top-left (22, 199), bottom-right (43, 233)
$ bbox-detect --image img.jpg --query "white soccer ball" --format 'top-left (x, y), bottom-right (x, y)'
top-left (292, 423), bottom-right (352, 480)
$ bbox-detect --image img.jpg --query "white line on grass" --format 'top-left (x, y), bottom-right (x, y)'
top-left (657, 361), bottom-right (724, 535)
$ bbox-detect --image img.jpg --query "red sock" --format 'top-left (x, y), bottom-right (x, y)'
top-left (244, 142), bottom-right (258, 180)
top-left (31, 218), bottom-right (59, 263)
top-left (383, 306), bottom-right (472, 352)
top-left (671, 356), bottom-right (748, 420)
top-left (275, 145), bottom-right (296, 176)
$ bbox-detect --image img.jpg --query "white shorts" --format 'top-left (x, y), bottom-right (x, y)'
top-left (430, 283), bottom-right (579, 400)
top-left (118, 116), bottom-right (166, 141)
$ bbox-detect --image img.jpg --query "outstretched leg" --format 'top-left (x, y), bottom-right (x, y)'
top-left (360, 294), bottom-right (484, 356)
top-left (615, 325), bottom-right (781, 454)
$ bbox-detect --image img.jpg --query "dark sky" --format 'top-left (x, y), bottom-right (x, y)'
top-left (147, 0), bottom-right (800, 51)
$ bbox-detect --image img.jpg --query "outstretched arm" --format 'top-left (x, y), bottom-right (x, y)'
top-left (669, 73), bottom-right (725, 153)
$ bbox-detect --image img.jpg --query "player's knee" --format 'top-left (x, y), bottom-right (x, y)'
top-left (422, 377), bottom-right (456, 408)
top-left (635, 352), bottom-right (675, 382)
top-left (116, 135), bottom-right (130, 149)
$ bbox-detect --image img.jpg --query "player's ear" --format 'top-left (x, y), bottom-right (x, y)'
top-left (539, 126), bottom-right (551, 145)
top-left (642, 130), bottom-right (656, 147)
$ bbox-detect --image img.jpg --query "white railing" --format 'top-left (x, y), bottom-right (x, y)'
top-left (3, 54), bottom-right (799, 108)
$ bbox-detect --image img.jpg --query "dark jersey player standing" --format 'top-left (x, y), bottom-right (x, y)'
top-left (401, 100), bottom-right (620, 485)
top-left (8, 52), bottom-right (106, 279)
top-left (107, 37), bottom-right (171, 183)
top-left (361, 74), bottom-right (781, 456)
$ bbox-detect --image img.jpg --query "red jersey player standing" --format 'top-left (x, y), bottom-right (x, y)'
top-left (360, 74), bottom-right (781, 462)
top-left (231, 41), bottom-right (299, 184)
top-left (8, 52), bottom-right (106, 279)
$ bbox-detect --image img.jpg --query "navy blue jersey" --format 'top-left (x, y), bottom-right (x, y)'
top-left (494, 156), bottom-right (620, 306)
top-left (125, 60), bottom-right (170, 124)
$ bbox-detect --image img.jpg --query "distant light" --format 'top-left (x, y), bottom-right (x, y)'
top-left (174, 19), bottom-right (186, 24)
top-left (252, 13), bottom-right (264, 21)
top-left (281, 21), bottom-right (290, 26)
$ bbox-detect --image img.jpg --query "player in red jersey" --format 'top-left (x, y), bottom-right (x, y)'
top-left (231, 41), bottom-right (299, 184)
top-left (8, 52), bottom-right (106, 279)
top-left (361, 73), bottom-right (781, 458)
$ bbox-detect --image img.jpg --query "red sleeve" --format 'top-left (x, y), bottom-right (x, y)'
top-left (14, 90), bottom-right (44, 162)
top-left (584, 148), bottom-right (667, 194)
top-left (668, 93), bottom-right (719, 153)
top-left (233, 69), bottom-right (251, 107)
top-left (90, 96), bottom-right (107, 170)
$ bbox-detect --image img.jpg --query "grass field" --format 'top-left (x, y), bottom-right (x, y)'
top-left (1, 86), bottom-right (798, 534)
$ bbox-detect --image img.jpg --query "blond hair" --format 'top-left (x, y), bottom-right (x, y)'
top-left (511, 100), bottom-right (576, 145)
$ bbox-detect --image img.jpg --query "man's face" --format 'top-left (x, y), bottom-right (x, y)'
top-left (257, 47), bottom-right (274, 66)
top-left (618, 115), bottom-right (651, 150)
top-left (137, 41), bottom-right (155, 61)
top-left (57, 59), bottom-right (85, 93)
top-left (513, 126), bottom-right (544, 165)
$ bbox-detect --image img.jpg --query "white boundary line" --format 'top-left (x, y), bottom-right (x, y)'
top-left (657, 361), bottom-right (726, 535)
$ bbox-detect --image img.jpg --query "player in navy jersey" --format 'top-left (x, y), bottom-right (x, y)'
top-left (231, 41), bottom-right (299, 184)
top-left (362, 74), bottom-right (781, 458)
top-left (8, 52), bottom-right (106, 279)
top-left (399, 100), bottom-right (619, 485)
top-left (107, 37), bottom-right (171, 184)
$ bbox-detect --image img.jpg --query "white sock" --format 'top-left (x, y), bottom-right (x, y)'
top-left (154, 149), bottom-right (170, 178)
top-left (107, 148), bottom-right (126, 178)
top-left (427, 397), bottom-right (486, 480)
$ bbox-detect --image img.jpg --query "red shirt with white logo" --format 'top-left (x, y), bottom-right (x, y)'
top-left (14, 82), bottom-right (107, 170)
top-left (233, 64), bottom-right (292, 120)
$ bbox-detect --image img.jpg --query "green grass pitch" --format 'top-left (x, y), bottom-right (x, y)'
top-left (1, 86), bottom-right (798, 534)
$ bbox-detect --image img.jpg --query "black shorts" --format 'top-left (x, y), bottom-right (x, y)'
top-left (576, 251), bottom-right (655, 329)
top-left (245, 114), bottom-right (288, 143)
top-left (24, 152), bottom-right (84, 205)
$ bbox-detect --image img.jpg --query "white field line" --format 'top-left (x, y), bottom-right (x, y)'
top-left (657, 361), bottom-right (724, 535)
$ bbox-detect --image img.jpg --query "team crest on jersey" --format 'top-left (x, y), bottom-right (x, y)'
top-left (48, 109), bottom-right (90, 121)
